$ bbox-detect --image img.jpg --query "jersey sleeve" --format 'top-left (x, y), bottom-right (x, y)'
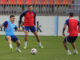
top-left (19, 10), bottom-right (28, 25)
top-left (65, 19), bottom-right (69, 25)
top-left (3, 21), bottom-right (8, 27)
top-left (78, 21), bottom-right (80, 25)
top-left (33, 11), bottom-right (36, 25)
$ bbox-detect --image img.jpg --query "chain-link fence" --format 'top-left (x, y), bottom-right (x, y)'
top-left (0, 0), bottom-right (79, 16)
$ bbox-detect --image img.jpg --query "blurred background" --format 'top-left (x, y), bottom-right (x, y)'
top-left (0, 0), bottom-right (80, 16)
top-left (0, 0), bottom-right (80, 36)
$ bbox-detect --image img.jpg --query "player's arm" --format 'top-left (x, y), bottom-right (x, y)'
top-left (79, 12), bottom-right (80, 21)
top-left (33, 11), bottom-right (36, 26)
top-left (0, 21), bottom-right (8, 28)
top-left (78, 21), bottom-right (80, 26)
top-left (17, 28), bottom-right (23, 31)
top-left (19, 11), bottom-right (27, 26)
top-left (78, 12), bottom-right (80, 26)
top-left (62, 20), bottom-right (68, 36)
top-left (77, 21), bottom-right (80, 33)
top-left (62, 24), bottom-right (67, 36)
top-left (14, 25), bottom-right (23, 31)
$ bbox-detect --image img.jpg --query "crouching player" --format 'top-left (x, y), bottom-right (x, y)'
top-left (0, 15), bottom-right (21, 53)
top-left (62, 13), bottom-right (80, 55)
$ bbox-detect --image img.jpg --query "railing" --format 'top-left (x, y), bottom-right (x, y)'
top-left (0, 0), bottom-right (76, 16)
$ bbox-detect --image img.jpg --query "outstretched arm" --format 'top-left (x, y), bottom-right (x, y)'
top-left (14, 25), bottom-right (23, 31)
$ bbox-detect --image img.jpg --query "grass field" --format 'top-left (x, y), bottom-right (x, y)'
top-left (0, 35), bottom-right (80, 60)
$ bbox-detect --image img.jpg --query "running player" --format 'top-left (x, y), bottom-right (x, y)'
top-left (0, 15), bottom-right (21, 53)
top-left (19, 5), bottom-right (43, 49)
top-left (62, 13), bottom-right (80, 55)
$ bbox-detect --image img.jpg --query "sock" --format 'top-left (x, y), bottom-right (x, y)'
top-left (24, 41), bottom-right (27, 47)
top-left (74, 48), bottom-right (77, 50)
top-left (16, 47), bottom-right (19, 50)
top-left (38, 42), bottom-right (42, 47)
top-left (9, 44), bottom-right (13, 48)
top-left (74, 49), bottom-right (77, 52)
top-left (67, 49), bottom-right (71, 53)
top-left (16, 47), bottom-right (21, 53)
top-left (67, 49), bottom-right (70, 51)
top-left (74, 49), bottom-right (78, 54)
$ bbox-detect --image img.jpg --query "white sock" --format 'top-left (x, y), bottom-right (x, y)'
top-left (9, 44), bottom-right (13, 48)
top-left (74, 49), bottom-right (77, 51)
top-left (67, 49), bottom-right (71, 53)
top-left (67, 49), bottom-right (70, 51)
top-left (38, 42), bottom-right (42, 47)
top-left (16, 47), bottom-right (21, 53)
top-left (74, 49), bottom-right (77, 50)
top-left (16, 47), bottom-right (19, 49)
top-left (24, 41), bottom-right (27, 47)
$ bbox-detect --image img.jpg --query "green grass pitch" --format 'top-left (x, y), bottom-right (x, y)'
top-left (0, 35), bottom-right (80, 60)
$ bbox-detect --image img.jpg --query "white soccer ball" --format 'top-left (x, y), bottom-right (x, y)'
top-left (30, 48), bottom-right (37, 55)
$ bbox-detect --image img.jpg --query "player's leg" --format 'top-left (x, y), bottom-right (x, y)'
top-left (63, 40), bottom-right (68, 50)
top-left (71, 42), bottom-right (76, 49)
top-left (33, 31), bottom-right (40, 42)
top-left (71, 37), bottom-right (78, 54)
top-left (24, 27), bottom-right (29, 49)
top-left (11, 35), bottom-right (21, 53)
top-left (30, 26), bottom-right (43, 48)
top-left (6, 36), bottom-right (13, 52)
top-left (16, 40), bottom-right (21, 53)
top-left (24, 31), bottom-right (28, 49)
top-left (16, 40), bottom-right (21, 48)
top-left (33, 31), bottom-right (43, 48)
top-left (63, 36), bottom-right (71, 55)
top-left (71, 42), bottom-right (78, 54)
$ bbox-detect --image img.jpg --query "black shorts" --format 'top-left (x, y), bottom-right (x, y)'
top-left (64, 36), bottom-right (77, 43)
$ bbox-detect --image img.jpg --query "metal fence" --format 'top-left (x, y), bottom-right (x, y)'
top-left (0, 0), bottom-right (80, 16)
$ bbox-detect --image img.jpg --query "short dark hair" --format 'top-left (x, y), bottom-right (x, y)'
top-left (69, 13), bottom-right (73, 17)
top-left (28, 5), bottom-right (32, 8)
top-left (10, 15), bottom-right (15, 18)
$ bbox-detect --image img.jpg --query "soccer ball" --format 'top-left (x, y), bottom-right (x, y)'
top-left (30, 48), bottom-right (37, 55)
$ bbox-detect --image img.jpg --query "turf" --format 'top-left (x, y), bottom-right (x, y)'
top-left (0, 35), bottom-right (80, 60)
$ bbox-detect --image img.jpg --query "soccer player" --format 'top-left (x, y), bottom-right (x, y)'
top-left (62, 13), bottom-right (80, 55)
top-left (19, 5), bottom-right (43, 49)
top-left (1, 15), bottom-right (21, 53)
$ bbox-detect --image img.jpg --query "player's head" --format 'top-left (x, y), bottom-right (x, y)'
top-left (69, 12), bottom-right (74, 18)
top-left (28, 5), bottom-right (33, 12)
top-left (10, 15), bottom-right (15, 23)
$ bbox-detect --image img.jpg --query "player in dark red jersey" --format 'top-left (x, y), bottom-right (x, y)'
top-left (62, 13), bottom-right (80, 55)
top-left (19, 5), bottom-right (43, 49)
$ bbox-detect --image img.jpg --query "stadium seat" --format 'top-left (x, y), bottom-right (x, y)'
top-left (54, 0), bottom-right (72, 5)
top-left (54, 6), bottom-right (58, 15)
top-left (0, 0), bottom-right (73, 15)
top-left (16, 6), bottom-right (23, 14)
top-left (33, 6), bottom-right (40, 13)
top-left (24, 6), bottom-right (28, 11)
top-left (0, 6), bottom-right (4, 14)
top-left (0, 0), bottom-right (72, 5)
top-left (4, 6), bottom-right (11, 14)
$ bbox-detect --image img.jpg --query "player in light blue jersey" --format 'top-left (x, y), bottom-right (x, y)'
top-left (1, 15), bottom-right (21, 53)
